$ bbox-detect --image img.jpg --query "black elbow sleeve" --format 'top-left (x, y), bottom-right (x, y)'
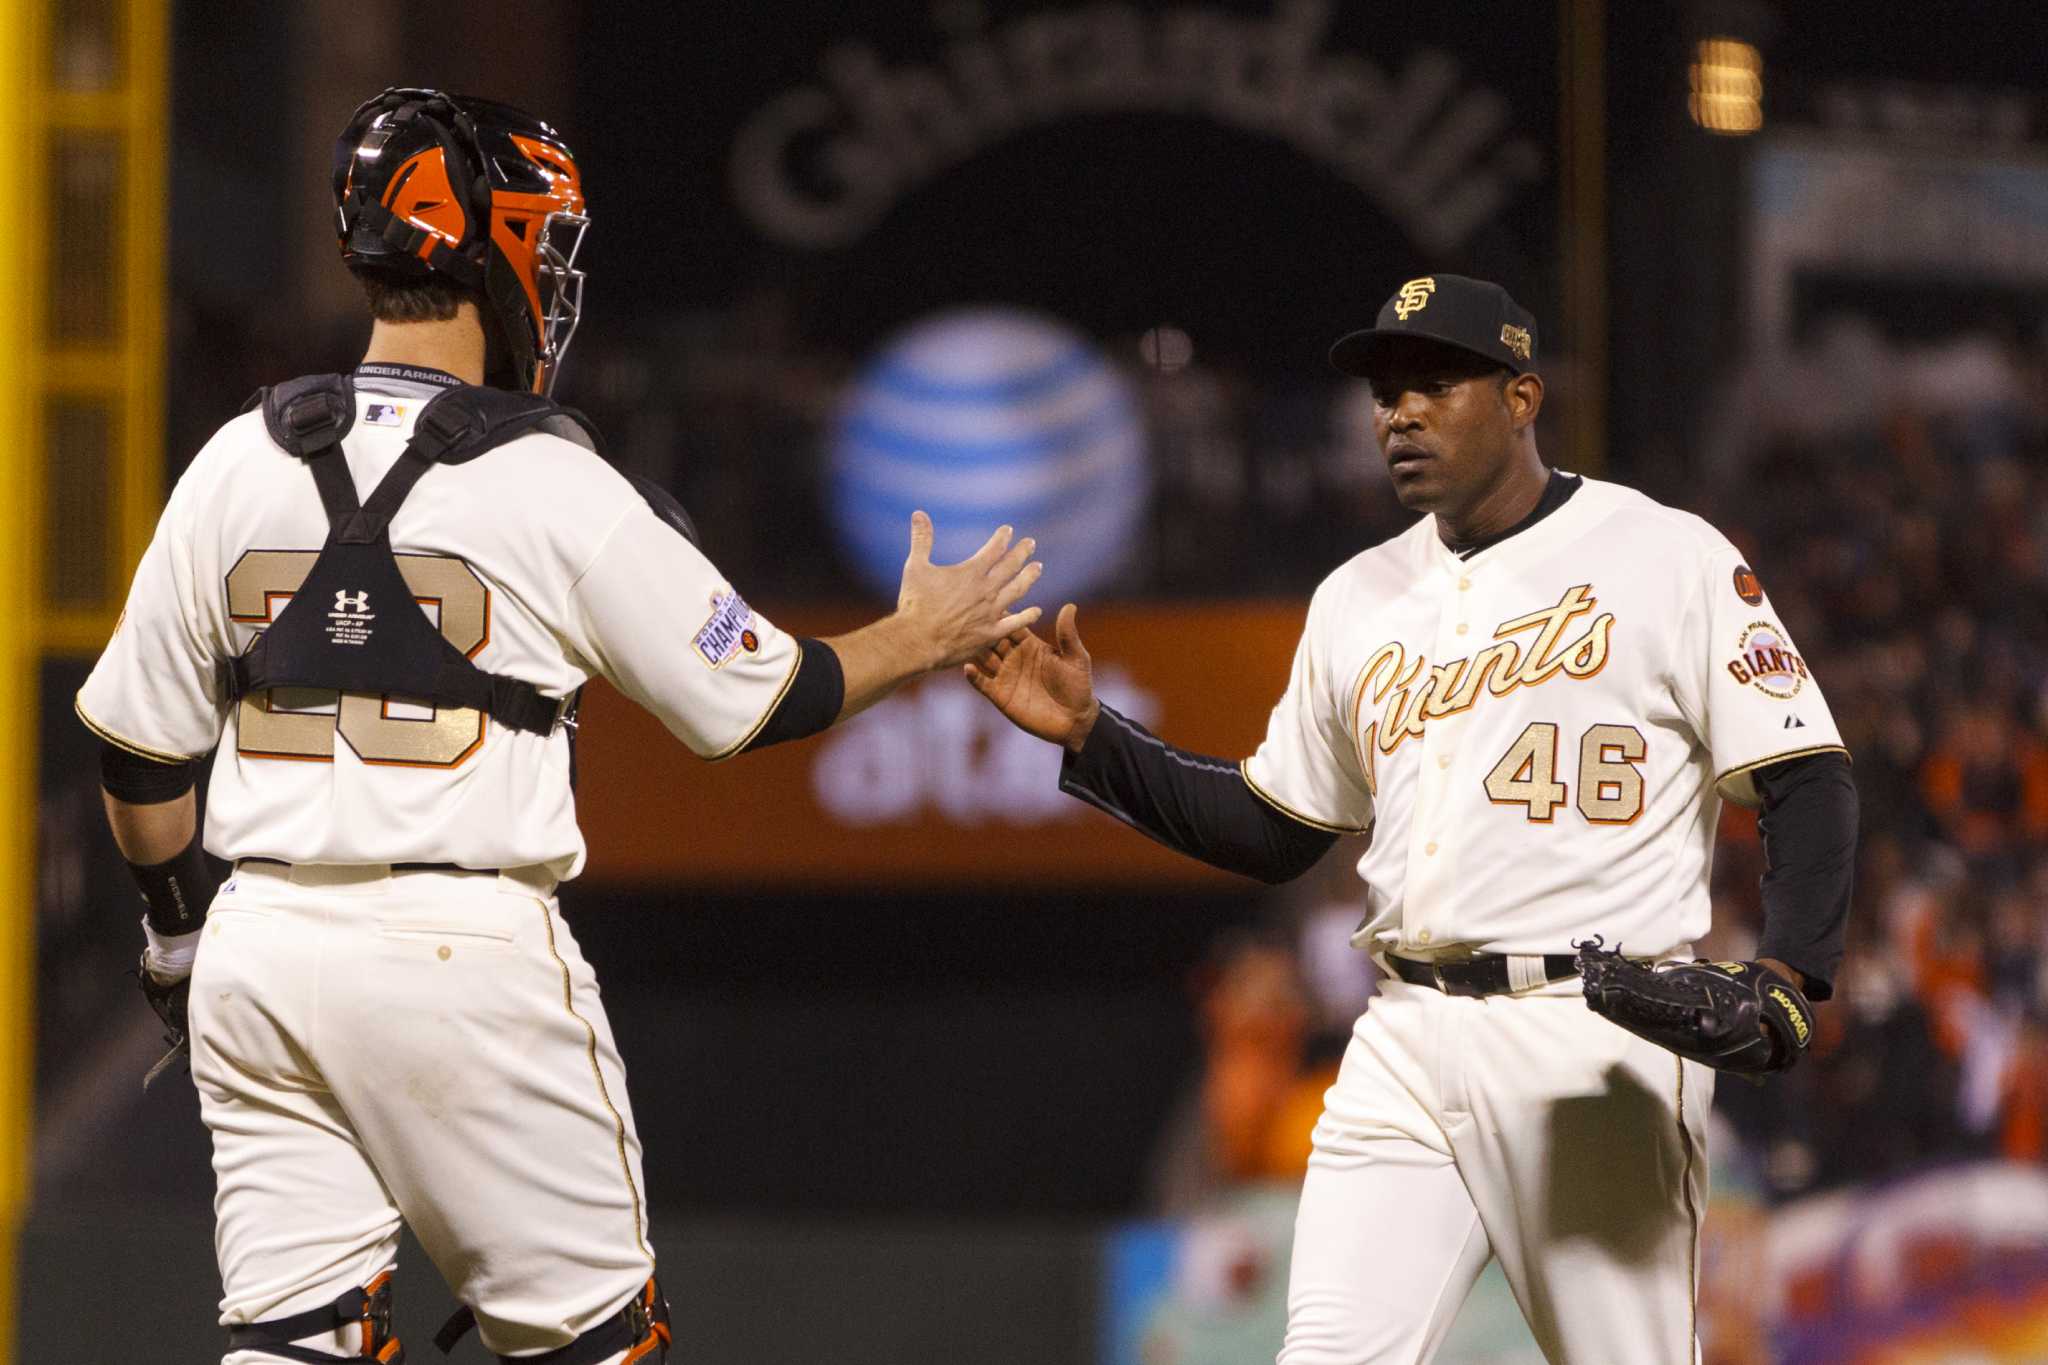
top-left (740, 637), bottom-right (846, 753)
top-left (100, 741), bottom-right (201, 804)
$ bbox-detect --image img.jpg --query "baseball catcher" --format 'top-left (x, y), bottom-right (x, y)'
top-left (81, 85), bottom-right (1046, 1365)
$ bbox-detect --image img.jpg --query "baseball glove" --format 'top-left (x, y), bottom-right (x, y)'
top-left (1574, 938), bottom-right (1813, 1076)
top-left (134, 954), bottom-right (190, 1091)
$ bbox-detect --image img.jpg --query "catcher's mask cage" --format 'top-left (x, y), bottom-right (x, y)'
top-left (333, 87), bottom-right (588, 396)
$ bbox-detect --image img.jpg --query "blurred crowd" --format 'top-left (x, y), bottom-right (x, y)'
top-left (1701, 320), bottom-right (2048, 1201)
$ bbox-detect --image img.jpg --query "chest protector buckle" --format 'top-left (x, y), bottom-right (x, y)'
top-left (223, 374), bottom-right (602, 738)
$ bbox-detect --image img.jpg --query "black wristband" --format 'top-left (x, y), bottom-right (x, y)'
top-left (128, 831), bottom-right (217, 936)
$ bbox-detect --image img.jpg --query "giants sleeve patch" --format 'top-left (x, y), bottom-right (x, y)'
top-left (693, 591), bottom-right (755, 669)
top-left (1726, 622), bottom-right (1807, 698)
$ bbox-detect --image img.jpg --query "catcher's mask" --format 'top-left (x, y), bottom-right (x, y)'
top-left (333, 87), bottom-right (588, 396)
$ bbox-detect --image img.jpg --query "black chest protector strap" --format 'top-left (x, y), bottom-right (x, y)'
top-left (224, 375), bottom-right (601, 737)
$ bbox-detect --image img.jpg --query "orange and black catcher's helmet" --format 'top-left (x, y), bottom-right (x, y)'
top-left (333, 88), bottom-right (588, 395)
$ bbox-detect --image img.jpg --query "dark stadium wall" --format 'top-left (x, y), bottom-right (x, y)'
top-left (569, 0), bottom-right (1563, 376)
top-left (563, 885), bottom-right (1258, 1216)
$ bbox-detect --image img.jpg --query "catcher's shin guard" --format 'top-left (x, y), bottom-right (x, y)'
top-left (434, 1276), bottom-right (671, 1364)
top-left (227, 1271), bottom-right (404, 1362)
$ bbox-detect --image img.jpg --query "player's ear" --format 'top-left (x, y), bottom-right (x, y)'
top-left (1504, 371), bottom-right (1543, 430)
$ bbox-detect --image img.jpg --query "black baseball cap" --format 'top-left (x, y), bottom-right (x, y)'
top-left (1329, 274), bottom-right (1538, 379)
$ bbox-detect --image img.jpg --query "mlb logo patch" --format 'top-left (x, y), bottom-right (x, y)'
top-left (365, 403), bottom-right (407, 426)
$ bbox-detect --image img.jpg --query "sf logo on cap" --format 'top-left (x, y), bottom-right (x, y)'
top-left (1394, 277), bottom-right (1436, 319)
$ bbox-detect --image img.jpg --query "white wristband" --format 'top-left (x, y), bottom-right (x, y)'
top-left (141, 917), bottom-right (202, 979)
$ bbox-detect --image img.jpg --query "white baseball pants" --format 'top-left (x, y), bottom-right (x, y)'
top-left (1278, 974), bottom-right (1712, 1365)
top-left (189, 861), bottom-right (656, 1364)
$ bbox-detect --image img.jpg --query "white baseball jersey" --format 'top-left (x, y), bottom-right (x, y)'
top-left (1243, 473), bottom-right (1844, 959)
top-left (77, 369), bottom-right (802, 879)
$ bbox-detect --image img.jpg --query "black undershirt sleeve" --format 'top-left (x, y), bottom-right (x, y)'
top-left (738, 636), bottom-right (846, 752)
top-left (1057, 704), bottom-right (1339, 884)
top-left (1752, 750), bottom-right (1858, 1001)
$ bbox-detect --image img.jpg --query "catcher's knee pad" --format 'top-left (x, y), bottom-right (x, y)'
top-left (227, 1270), bottom-right (404, 1362)
top-left (614, 1278), bottom-right (672, 1365)
top-left (434, 1276), bottom-right (671, 1364)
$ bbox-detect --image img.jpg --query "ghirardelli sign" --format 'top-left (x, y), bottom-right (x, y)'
top-left (731, 0), bottom-right (1543, 254)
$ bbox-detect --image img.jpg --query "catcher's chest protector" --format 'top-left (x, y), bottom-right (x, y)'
top-left (223, 374), bottom-right (601, 736)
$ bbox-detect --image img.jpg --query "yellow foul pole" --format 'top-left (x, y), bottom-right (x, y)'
top-left (2, 0), bottom-right (171, 1353)
top-left (0, 0), bottom-right (44, 1351)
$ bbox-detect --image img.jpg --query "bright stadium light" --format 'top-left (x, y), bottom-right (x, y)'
top-left (1689, 38), bottom-right (1763, 135)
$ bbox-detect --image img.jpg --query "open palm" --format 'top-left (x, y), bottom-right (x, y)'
top-left (964, 603), bottom-right (1100, 752)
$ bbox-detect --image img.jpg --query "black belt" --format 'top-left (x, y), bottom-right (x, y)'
top-left (238, 857), bottom-right (490, 875)
top-left (1387, 952), bottom-right (1580, 998)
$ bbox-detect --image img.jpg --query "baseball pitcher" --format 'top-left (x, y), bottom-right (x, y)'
top-left (969, 274), bottom-right (1857, 1362)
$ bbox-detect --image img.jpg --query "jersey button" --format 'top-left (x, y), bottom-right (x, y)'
top-left (1437, 755), bottom-right (1451, 769)
top-left (1458, 578), bottom-right (1471, 591)
top-left (1425, 841), bottom-right (1438, 855)
top-left (1456, 623), bottom-right (1469, 635)
top-left (1417, 929), bottom-right (1433, 945)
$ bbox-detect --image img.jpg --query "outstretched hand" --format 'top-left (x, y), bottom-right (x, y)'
top-left (963, 602), bottom-right (1100, 752)
top-left (895, 511), bottom-right (1044, 671)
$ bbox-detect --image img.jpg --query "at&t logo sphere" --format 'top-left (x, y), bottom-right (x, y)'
top-left (828, 308), bottom-right (1150, 606)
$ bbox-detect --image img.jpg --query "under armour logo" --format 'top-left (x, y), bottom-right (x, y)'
top-left (326, 588), bottom-right (376, 646)
top-left (1783, 715), bottom-right (1806, 729)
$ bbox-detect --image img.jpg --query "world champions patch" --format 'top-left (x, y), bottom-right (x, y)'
top-left (693, 591), bottom-right (755, 668)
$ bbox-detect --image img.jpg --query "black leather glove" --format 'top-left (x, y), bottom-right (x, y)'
top-left (1575, 938), bottom-right (1813, 1076)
